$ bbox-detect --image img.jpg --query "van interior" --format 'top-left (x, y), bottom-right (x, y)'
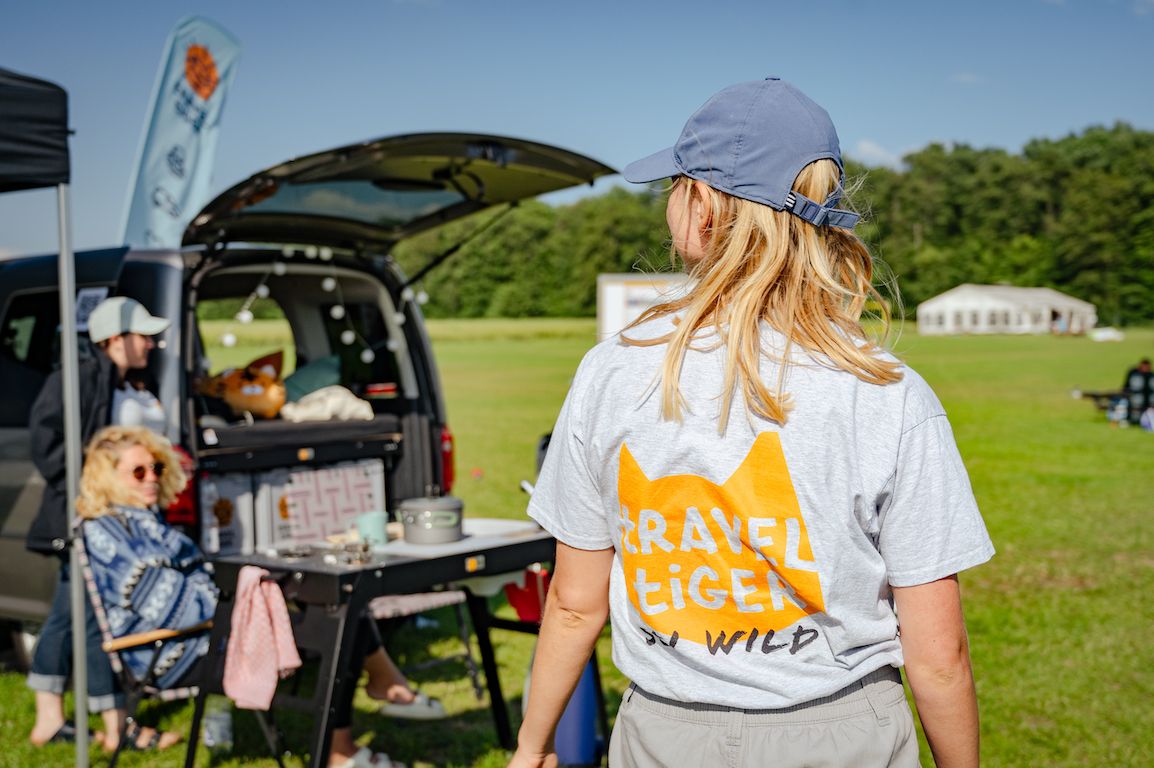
top-left (186, 253), bottom-right (436, 555)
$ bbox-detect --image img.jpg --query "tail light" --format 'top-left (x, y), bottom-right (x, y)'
top-left (439, 425), bottom-right (455, 494)
top-left (163, 445), bottom-right (197, 527)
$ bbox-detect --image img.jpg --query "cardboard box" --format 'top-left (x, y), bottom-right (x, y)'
top-left (254, 467), bottom-right (294, 551)
top-left (198, 472), bottom-right (255, 556)
top-left (255, 458), bottom-right (386, 549)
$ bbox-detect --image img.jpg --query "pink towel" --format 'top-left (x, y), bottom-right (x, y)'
top-left (222, 565), bottom-right (302, 710)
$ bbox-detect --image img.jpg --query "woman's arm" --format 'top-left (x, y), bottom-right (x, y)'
top-left (509, 542), bottom-right (614, 768)
top-left (892, 574), bottom-right (979, 768)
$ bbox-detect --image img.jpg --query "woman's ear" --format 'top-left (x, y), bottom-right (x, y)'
top-left (690, 180), bottom-right (713, 237)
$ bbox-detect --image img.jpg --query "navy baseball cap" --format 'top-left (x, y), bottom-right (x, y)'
top-left (623, 77), bottom-right (859, 229)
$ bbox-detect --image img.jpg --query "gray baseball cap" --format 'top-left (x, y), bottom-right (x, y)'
top-left (623, 77), bottom-right (859, 229)
top-left (87, 296), bottom-right (170, 343)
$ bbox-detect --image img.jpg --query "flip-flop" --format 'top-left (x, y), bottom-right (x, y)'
top-left (33, 721), bottom-right (95, 745)
top-left (377, 690), bottom-right (446, 720)
top-left (332, 746), bottom-right (406, 768)
top-left (113, 722), bottom-right (183, 752)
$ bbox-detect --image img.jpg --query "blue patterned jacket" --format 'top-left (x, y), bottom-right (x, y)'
top-left (83, 505), bottom-right (218, 689)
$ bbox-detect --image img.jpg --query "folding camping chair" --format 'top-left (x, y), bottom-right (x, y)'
top-left (73, 520), bottom-right (213, 768)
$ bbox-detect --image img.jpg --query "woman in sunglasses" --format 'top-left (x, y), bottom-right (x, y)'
top-left (78, 425), bottom-right (418, 766)
top-left (74, 425), bottom-right (206, 751)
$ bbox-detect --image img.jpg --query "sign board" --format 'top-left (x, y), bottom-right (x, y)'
top-left (596, 273), bottom-right (692, 341)
top-left (75, 287), bottom-right (109, 332)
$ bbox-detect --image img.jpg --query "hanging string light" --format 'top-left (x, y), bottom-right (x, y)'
top-left (219, 262), bottom-right (280, 348)
top-left (214, 248), bottom-right (423, 370)
top-left (324, 264), bottom-right (367, 357)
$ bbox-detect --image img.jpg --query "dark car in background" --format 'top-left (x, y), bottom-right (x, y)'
top-left (0, 133), bottom-right (614, 648)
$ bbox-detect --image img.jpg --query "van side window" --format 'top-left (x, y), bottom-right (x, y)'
top-left (0, 291), bottom-right (60, 427)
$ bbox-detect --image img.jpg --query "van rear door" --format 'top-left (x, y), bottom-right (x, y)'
top-left (183, 133), bottom-right (615, 250)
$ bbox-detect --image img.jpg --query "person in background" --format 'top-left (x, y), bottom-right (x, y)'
top-left (1122, 358), bottom-right (1152, 425)
top-left (80, 425), bottom-right (428, 766)
top-left (510, 78), bottom-right (993, 768)
top-left (26, 296), bottom-right (171, 749)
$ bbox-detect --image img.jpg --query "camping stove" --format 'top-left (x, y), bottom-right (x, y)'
top-left (269, 540), bottom-right (377, 568)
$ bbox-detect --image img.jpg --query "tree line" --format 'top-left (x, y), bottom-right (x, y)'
top-left (393, 122), bottom-right (1154, 325)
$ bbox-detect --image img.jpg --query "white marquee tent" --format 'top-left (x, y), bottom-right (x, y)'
top-left (916, 284), bottom-right (1097, 336)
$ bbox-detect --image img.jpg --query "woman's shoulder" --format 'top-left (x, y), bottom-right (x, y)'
top-left (868, 361), bottom-right (947, 427)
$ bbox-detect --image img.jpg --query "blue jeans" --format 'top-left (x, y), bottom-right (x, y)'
top-left (26, 561), bottom-right (123, 712)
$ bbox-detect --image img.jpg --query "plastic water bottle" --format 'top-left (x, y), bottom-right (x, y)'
top-left (202, 696), bottom-right (233, 754)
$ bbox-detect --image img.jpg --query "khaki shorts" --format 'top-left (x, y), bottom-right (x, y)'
top-left (608, 666), bottom-right (919, 768)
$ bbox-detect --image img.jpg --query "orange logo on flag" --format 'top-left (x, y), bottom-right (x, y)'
top-left (618, 433), bottom-right (824, 648)
top-left (184, 44), bottom-right (219, 100)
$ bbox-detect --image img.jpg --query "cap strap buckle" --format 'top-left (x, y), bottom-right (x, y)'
top-left (784, 191), bottom-right (860, 230)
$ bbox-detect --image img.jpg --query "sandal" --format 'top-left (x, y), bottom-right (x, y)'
top-left (111, 722), bottom-right (182, 752)
top-left (376, 690), bottom-right (446, 720)
top-left (31, 720), bottom-right (95, 746)
top-left (332, 746), bottom-right (406, 768)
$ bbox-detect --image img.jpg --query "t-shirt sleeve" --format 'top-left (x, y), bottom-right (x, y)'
top-left (526, 353), bottom-right (614, 551)
top-left (877, 413), bottom-right (995, 587)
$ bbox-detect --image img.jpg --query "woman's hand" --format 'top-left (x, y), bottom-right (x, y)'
top-left (506, 746), bottom-right (558, 768)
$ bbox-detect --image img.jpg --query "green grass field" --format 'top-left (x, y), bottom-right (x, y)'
top-left (2, 320), bottom-right (1151, 767)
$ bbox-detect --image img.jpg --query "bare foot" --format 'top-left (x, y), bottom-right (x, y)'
top-left (29, 729), bottom-right (60, 747)
top-left (365, 681), bottom-right (416, 704)
top-left (28, 719), bottom-right (69, 746)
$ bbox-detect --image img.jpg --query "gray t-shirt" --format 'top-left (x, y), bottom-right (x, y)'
top-left (527, 315), bottom-right (994, 709)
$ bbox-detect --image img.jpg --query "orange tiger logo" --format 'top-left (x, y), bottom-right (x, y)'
top-left (618, 433), bottom-right (824, 648)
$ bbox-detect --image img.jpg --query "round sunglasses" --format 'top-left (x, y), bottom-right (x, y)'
top-left (127, 462), bottom-right (165, 481)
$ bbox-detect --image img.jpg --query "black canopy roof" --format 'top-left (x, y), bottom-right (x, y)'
top-left (0, 67), bottom-right (70, 192)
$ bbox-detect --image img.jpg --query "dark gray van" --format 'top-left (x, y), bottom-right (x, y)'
top-left (0, 133), bottom-right (613, 639)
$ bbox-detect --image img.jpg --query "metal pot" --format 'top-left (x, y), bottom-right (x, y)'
top-left (398, 496), bottom-right (464, 544)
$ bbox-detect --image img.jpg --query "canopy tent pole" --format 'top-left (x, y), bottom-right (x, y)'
top-left (0, 65), bottom-right (86, 768)
top-left (56, 182), bottom-right (89, 767)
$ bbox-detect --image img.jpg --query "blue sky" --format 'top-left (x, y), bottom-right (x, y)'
top-left (2, 0), bottom-right (1152, 255)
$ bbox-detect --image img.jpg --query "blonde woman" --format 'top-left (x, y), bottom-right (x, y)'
top-left (80, 426), bottom-right (421, 767)
top-left (512, 79), bottom-right (993, 768)
top-left (77, 425), bottom-right (204, 752)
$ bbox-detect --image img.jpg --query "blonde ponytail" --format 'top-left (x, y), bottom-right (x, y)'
top-left (623, 162), bottom-right (902, 431)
